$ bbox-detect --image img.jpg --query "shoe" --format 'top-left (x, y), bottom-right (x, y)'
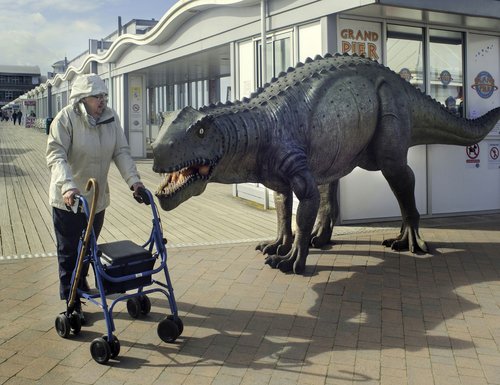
top-left (74, 301), bottom-right (86, 325)
top-left (78, 278), bottom-right (99, 296)
top-left (79, 277), bottom-right (91, 292)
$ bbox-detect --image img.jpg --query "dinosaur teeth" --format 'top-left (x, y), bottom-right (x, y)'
top-left (155, 157), bottom-right (220, 198)
top-left (157, 169), bottom-right (195, 196)
top-left (156, 161), bottom-right (216, 197)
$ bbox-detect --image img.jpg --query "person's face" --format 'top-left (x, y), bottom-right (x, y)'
top-left (83, 93), bottom-right (108, 118)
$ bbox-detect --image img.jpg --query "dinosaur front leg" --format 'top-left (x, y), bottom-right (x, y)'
top-left (310, 181), bottom-right (339, 248)
top-left (381, 165), bottom-right (428, 253)
top-left (266, 172), bottom-right (320, 274)
top-left (256, 189), bottom-right (293, 256)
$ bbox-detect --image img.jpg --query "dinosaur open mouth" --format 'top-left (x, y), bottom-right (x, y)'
top-left (155, 159), bottom-right (216, 198)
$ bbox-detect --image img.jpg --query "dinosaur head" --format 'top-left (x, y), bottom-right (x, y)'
top-left (152, 106), bottom-right (222, 211)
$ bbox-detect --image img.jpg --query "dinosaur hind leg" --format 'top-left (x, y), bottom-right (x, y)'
top-left (375, 80), bottom-right (428, 253)
top-left (310, 181), bottom-right (339, 248)
top-left (381, 165), bottom-right (428, 253)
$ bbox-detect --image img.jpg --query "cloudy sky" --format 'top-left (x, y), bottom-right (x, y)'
top-left (0, 0), bottom-right (177, 75)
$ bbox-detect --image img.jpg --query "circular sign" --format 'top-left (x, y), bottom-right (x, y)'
top-left (466, 144), bottom-right (480, 159)
top-left (490, 146), bottom-right (499, 160)
top-left (471, 71), bottom-right (498, 99)
top-left (132, 103), bottom-right (141, 112)
top-left (439, 70), bottom-right (453, 86)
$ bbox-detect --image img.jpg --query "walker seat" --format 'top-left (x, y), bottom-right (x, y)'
top-left (98, 240), bottom-right (156, 294)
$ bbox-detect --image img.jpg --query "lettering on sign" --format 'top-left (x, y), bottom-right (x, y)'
top-left (340, 29), bottom-right (380, 60)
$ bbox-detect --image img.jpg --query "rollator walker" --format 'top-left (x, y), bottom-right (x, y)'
top-left (54, 178), bottom-right (183, 364)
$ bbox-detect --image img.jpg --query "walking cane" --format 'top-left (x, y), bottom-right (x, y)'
top-left (67, 178), bottom-right (98, 313)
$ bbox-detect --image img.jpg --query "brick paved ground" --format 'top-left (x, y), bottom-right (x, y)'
top-left (0, 121), bottom-right (499, 384)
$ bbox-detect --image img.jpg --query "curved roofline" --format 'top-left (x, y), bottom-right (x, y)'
top-left (46, 0), bottom-right (258, 87)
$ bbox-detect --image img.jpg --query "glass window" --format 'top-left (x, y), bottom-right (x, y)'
top-left (190, 82), bottom-right (198, 109)
top-left (197, 81), bottom-right (204, 107)
top-left (274, 38), bottom-right (291, 76)
top-left (175, 83), bottom-right (187, 109)
top-left (239, 40), bottom-right (255, 99)
top-left (220, 76), bottom-right (231, 103)
top-left (429, 29), bottom-right (464, 117)
top-left (256, 32), bottom-right (292, 86)
top-left (387, 25), bottom-right (425, 92)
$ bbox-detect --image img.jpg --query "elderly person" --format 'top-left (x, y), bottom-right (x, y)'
top-left (46, 73), bottom-right (144, 321)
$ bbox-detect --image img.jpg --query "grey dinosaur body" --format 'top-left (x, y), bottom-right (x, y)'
top-left (152, 53), bottom-right (500, 274)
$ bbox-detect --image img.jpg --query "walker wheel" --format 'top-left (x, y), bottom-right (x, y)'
top-left (90, 337), bottom-right (111, 364)
top-left (69, 312), bottom-right (82, 335)
top-left (55, 313), bottom-right (71, 338)
top-left (127, 295), bottom-right (151, 318)
top-left (126, 297), bottom-right (142, 318)
top-left (103, 335), bottom-right (120, 359)
top-left (139, 295), bottom-right (151, 315)
top-left (157, 317), bottom-right (180, 343)
top-left (167, 315), bottom-right (184, 336)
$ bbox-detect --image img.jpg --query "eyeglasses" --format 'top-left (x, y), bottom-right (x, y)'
top-left (89, 94), bottom-right (108, 102)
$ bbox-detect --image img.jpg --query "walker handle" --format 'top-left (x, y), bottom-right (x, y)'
top-left (133, 186), bottom-right (151, 205)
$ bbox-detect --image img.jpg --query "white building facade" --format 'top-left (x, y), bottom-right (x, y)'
top-left (22, 0), bottom-right (500, 223)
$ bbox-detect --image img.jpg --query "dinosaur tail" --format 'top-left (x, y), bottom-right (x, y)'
top-left (410, 97), bottom-right (500, 146)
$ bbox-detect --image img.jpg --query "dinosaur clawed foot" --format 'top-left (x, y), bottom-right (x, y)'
top-left (310, 235), bottom-right (334, 249)
top-left (264, 255), bottom-right (280, 269)
top-left (256, 239), bottom-right (292, 256)
top-left (382, 225), bottom-right (429, 253)
top-left (264, 250), bottom-right (306, 274)
top-left (310, 225), bottom-right (333, 249)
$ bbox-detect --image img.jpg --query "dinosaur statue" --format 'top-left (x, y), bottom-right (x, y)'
top-left (151, 53), bottom-right (500, 274)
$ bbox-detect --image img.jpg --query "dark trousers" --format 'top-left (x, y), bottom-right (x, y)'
top-left (52, 207), bottom-right (105, 300)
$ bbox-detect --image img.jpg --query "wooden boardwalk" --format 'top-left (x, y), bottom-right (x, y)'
top-left (0, 121), bottom-right (278, 257)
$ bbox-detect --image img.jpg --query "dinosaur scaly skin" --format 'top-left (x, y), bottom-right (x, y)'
top-left (152, 53), bottom-right (500, 274)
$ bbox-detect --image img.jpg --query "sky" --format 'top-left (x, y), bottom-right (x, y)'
top-left (0, 0), bottom-right (178, 76)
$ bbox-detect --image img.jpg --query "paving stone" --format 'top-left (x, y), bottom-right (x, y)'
top-left (0, 123), bottom-right (500, 384)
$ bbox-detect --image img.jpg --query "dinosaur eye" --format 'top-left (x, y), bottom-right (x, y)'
top-left (197, 128), bottom-right (205, 138)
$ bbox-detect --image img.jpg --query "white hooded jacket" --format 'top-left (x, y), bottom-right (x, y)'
top-left (46, 103), bottom-right (141, 213)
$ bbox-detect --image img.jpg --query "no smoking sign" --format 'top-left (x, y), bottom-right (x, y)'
top-left (488, 143), bottom-right (500, 169)
top-left (490, 146), bottom-right (499, 160)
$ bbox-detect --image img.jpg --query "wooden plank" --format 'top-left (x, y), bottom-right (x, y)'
top-left (0, 121), bottom-right (277, 258)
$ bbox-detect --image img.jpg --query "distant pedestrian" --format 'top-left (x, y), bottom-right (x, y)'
top-left (17, 110), bottom-right (22, 125)
top-left (12, 111), bottom-right (17, 125)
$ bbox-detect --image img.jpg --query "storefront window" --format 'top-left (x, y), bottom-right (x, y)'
top-left (429, 29), bottom-right (464, 117)
top-left (239, 40), bottom-right (255, 98)
top-left (256, 32), bottom-right (292, 86)
top-left (387, 25), bottom-right (425, 92)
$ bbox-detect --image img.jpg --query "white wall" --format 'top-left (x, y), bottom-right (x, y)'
top-left (298, 21), bottom-right (322, 61)
top-left (340, 146), bottom-right (428, 221)
top-left (429, 142), bottom-right (500, 214)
